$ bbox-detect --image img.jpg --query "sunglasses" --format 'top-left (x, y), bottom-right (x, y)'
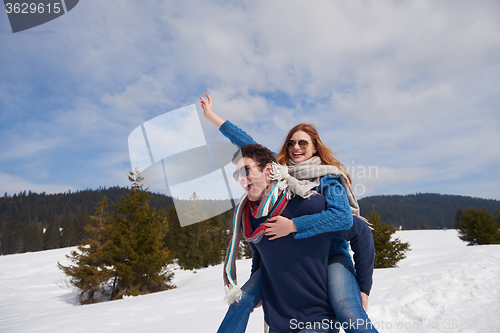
top-left (232, 165), bottom-right (249, 181)
top-left (233, 163), bottom-right (263, 181)
top-left (286, 140), bottom-right (309, 149)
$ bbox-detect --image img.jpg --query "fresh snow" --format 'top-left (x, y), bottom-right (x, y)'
top-left (0, 230), bottom-right (499, 333)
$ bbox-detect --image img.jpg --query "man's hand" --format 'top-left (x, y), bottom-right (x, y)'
top-left (361, 292), bottom-right (369, 311)
top-left (261, 216), bottom-right (297, 240)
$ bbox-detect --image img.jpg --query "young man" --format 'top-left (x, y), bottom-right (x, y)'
top-left (223, 144), bottom-right (341, 333)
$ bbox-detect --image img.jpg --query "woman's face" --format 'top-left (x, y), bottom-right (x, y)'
top-left (287, 130), bottom-right (316, 163)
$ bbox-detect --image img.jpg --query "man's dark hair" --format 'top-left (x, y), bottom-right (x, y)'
top-left (232, 144), bottom-right (276, 170)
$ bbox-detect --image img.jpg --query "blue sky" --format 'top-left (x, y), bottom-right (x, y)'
top-left (1, 0), bottom-right (499, 200)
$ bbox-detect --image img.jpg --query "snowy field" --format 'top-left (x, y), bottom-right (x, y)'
top-left (0, 230), bottom-right (499, 333)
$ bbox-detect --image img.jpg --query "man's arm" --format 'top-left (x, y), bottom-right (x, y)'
top-left (334, 215), bottom-right (375, 309)
top-left (248, 242), bottom-right (261, 276)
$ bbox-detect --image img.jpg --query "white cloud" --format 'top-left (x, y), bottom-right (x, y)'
top-left (205, 88), bottom-right (269, 124)
top-left (0, 137), bottom-right (62, 160)
top-left (350, 165), bottom-right (433, 197)
top-left (101, 74), bottom-right (171, 115)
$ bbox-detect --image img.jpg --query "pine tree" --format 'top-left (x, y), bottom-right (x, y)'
top-left (420, 222), bottom-right (429, 230)
top-left (241, 240), bottom-right (253, 259)
top-left (1, 220), bottom-right (12, 254)
top-left (59, 170), bottom-right (175, 304)
top-left (369, 208), bottom-right (410, 268)
top-left (494, 210), bottom-right (500, 228)
top-left (12, 220), bottom-right (26, 253)
top-left (163, 206), bottom-right (186, 263)
top-left (58, 197), bottom-right (115, 304)
top-left (43, 217), bottom-right (61, 250)
top-left (61, 217), bottom-right (77, 247)
top-left (164, 195), bottom-right (231, 270)
top-left (108, 170), bottom-right (174, 298)
top-left (204, 206), bottom-right (231, 265)
top-left (456, 208), bottom-right (500, 245)
top-left (165, 193), bottom-right (201, 269)
top-left (25, 221), bottom-right (43, 252)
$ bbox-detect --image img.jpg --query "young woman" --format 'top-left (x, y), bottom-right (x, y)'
top-left (200, 94), bottom-right (378, 333)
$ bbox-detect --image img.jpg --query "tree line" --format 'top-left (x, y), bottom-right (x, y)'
top-left (0, 186), bottom-right (174, 255)
top-left (358, 193), bottom-right (500, 230)
top-left (2, 190), bottom-right (499, 256)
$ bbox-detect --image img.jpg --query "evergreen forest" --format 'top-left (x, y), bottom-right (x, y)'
top-left (1, 190), bottom-right (500, 256)
top-left (358, 193), bottom-right (500, 230)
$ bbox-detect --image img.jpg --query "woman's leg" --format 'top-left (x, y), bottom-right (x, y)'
top-left (327, 255), bottom-right (378, 333)
top-left (217, 269), bottom-right (262, 333)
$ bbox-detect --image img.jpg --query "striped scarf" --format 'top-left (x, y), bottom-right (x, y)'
top-left (222, 180), bottom-right (288, 304)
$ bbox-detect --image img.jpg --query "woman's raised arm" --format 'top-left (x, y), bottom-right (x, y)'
top-left (200, 93), bottom-right (258, 149)
top-left (199, 94), bottom-right (225, 128)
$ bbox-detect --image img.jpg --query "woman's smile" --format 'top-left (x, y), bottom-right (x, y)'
top-left (288, 130), bottom-right (315, 163)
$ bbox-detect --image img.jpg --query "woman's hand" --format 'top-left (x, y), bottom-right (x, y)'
top-left (251, 300), bottom-right (262, 313)
top-left (199, 93), bottom-right (224, 128)
top-left (261, 216), bottom-right (297, 240)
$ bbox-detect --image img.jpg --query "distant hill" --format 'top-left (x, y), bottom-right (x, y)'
top-left (0, 187), bottom-right (175, 255)
top-left (358, 193), bottom-right (500, 230)
top-left (0, 187), bottom-right (174, 227)
top-left (2, 188), bottom-right (500, 255)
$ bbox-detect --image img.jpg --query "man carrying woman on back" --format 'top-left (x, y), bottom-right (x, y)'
top-left (200, 94), bottom-right (379, 333)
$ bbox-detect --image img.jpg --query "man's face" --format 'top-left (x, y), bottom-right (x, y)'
top-left (235, 157), bottom-right (270, 202)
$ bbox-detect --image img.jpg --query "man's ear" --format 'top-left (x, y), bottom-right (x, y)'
top-left (264, 163), bottom-right (273, 177)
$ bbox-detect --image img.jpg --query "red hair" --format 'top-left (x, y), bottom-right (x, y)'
top-left (276, 123), bottom-right (352, 185)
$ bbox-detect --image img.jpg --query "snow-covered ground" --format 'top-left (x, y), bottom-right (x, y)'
top-left (0, 230), bottom-right (499, 333)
